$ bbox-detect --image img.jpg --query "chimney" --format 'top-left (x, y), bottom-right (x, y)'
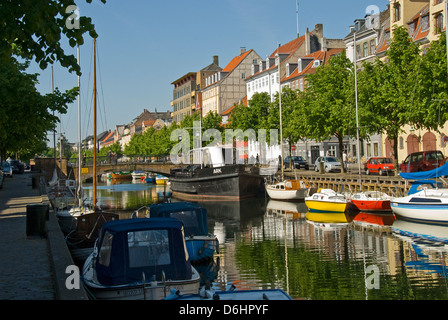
top-left (240, 47), bottom-right (246, 55)
top-left (213, 55), bottom-right (219, 66)
top-left (305, 28), bottom-right (310, 55)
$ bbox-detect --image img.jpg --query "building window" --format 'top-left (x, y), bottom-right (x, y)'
top-left (422, 15), bottom-right (430, 30)
top-left (363, 42), bottom-right (368, 57)
top-left (370, 39), bottom-right (376, 55)
top-left (394, 3), bottom-right (401, 22)
top-left (436, 13), bottom-right (444, 34)
top-left (356, 45), bottom-right (361, 60)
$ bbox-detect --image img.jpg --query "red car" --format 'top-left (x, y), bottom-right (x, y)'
top-left (399, 151), bottom-right (445, 173)
top-left (364, 157), bottom-right (395, 176)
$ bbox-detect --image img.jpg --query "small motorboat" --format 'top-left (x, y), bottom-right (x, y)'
top-left (156, 174), bottom-right (168, 185)
top-left (148, 202), bottom-right (219, 262)
top-left (266, 179), bottom-right (315, 201)
top-left (350, 191), bottom-right (392, 212)
top-left (165, 286), bottom-right (292, 300)
top-left (304, 189), bottom-right (348, 214)
top-left (391, 188), bottom-right (448, 224)
top-left (82, 218), bottom-right (201, 300)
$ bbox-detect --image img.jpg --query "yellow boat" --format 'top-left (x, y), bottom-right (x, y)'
top-left (304, 189), bottom-right (348, 214)
top-left (156, 174), bottom-right (168, 185)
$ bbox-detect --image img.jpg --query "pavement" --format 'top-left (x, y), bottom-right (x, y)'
top-left (0, 172), bottom-right (88, 300)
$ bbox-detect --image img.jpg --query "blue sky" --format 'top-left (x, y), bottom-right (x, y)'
top-left (28, 0), bottom-right (389, 144)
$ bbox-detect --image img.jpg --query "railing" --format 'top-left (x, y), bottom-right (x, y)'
top-left (69, 154), bottom-right (172, 167)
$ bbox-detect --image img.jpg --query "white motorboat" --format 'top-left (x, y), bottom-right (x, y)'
top-left (266, 179), bottom-right (315, 201)
top-left (391, 188), bottom-right (448, 224)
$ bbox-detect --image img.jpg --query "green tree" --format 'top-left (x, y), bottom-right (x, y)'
top-left (0, 0), bottom-right (105, 74)
top-left (357, 26), bottom-right (423, 171)
top-left (0, 57), bottom-right (77, 161)
top-left (301, 52), bottom-right (356, 173)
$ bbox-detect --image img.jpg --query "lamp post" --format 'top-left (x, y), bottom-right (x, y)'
top-left (352, 27), bottom-right (362, 190)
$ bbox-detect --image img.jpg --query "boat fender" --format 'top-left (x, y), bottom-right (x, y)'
top-left (165, 289), bottom-right (182, 300)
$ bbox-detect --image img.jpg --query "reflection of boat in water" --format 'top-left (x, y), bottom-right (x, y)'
top-left (82, 218), bottom-right (201, 300)
top-left (350, 191), bottom-right (392, 212)
top-left (266, 179), bottom-right (315, 201)
top-left (353, 211), bottom-right (396, 228)
top-left (392, 219), bottom-right (448, 277)
top-left (266, 199), bottom-right (308, 219)
top-left (393, 219), bottom-right (448, 247)
top-left (305, 189), bottom-right (348, 214)
top-left (306, 211), bottom-right (352, 227)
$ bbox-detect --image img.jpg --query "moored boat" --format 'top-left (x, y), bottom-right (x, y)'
top-left (155, 174), bottom-right (168, 185)
top-left (304, 189), bottom-right (348, 214)
top-left (81, 218), bottom-right (201, 300)
top-left (390, 163), bottom-right (448, 224)
top-left (391, 188), bottom-right (448, 224)
top-left (110, 171), bottom-right (132, 180)
top-left (266, 179), bottom-right (315, 201)
top-left (165, 287), bottom-right (292, 300)
top-left (169, 146), bottom-right (264, 201)
top-left (350, 191), bottom-right (392, 212)
top-left (147, 202), bottom-right (219, 262)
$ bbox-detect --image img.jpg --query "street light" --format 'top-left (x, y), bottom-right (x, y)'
top-left (351, 26), bottom-right (362, 190)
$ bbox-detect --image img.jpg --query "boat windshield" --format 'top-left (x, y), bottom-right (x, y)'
top-left (127, 229), bottom-right (170, 268)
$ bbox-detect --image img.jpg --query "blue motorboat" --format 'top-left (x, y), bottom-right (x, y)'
top-left (148, 202), bottom-right (219, 262)
top-left (81, 218), bottom-right (200, 300)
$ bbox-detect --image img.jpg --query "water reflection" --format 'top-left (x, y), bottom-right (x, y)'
top-left (80, 181), bottom-right (448, 300)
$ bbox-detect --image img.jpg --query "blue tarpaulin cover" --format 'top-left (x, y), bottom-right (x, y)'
top-left (149, 202), bottom-right (209, 236)
top-left (400, 162), bottom-right (448, 180)
top-left (95, 218), bottom-right (192, 286)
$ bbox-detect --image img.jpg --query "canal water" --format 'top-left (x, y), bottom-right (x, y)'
top-left (83, 179), bottom-right (448, 300)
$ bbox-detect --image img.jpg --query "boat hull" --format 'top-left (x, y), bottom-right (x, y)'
top-left (266, 187), bottom-right (310, 201)
top-left (351, 199), bottom-right (391, 212)
top-left (82, 257), bottom-right (201, 300)
top-left (391, 201), bottom-right (448, 224)
top-left (170, 165), bottom-right (263, 201)
top-left (305, 200), bottom-right (348, 213)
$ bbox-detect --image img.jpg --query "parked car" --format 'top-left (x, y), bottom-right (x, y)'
top-left (399, 150), bottom-right (446, 173)
top-left (314, 156), bottom-right (343, 173)
top-left (1, 162), bottom-right (13, 177)
top-left (364, 157), bottom-right (395, 176)
top-left (7, 159), bottom-right (24, 174)
top-left (283, 156), bottom-right (309, 170)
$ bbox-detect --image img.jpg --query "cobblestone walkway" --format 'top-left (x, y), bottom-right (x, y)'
top-left (0, 174), bottom-right (55, 300)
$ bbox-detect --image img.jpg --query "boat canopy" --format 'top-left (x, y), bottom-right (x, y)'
top-left (407, 180), bottom-right (445, 195)
top-left (149, 202), bottom-right (208, 236)
top-left (400, 162), bottom-right (448, 180)
top-left (95, 218), bottom-right (192, 286)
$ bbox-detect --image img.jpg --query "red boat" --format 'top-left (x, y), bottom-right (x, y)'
top-left (350, 191), bottom-right (392, 212)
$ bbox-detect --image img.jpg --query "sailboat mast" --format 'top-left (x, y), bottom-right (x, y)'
top-left (93, 38), bottom-right (97, 208)
top-left (278, 53), bottom-right (284, 181)
top-left (77, 45), bottom-right (82, 207)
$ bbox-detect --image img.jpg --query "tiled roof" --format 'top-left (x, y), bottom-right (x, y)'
top-left (269, 36), bottom-right (306, 58)
top-left (282, 48), bottom-right (344, 82)
top-left (222, 49), bottom-right (253, 73)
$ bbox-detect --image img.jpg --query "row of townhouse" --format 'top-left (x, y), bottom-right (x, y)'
top-left (170, 0), bottom-right (448, 166)
top-left (79, 108), bottom-right (172, 152)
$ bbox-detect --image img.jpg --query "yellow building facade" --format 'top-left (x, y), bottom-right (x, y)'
top-left (384, 0), bottom-right (448, 164)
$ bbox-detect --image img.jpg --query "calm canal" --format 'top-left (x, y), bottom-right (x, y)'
top-left (83, 179), bottom-right (448, 300)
